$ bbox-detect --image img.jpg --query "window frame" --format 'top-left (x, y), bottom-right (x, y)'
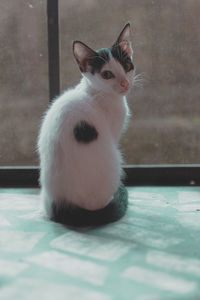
top-left (0, 165), bottom-right (200, 187)
top-left (0, 0), bottom-right (199, 187)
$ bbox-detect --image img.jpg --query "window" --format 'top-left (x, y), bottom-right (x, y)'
top-left (1, 0), bottom-right (200, 186)
top-left (60, 0), bottom-right (200, 164)
top-left (0, 0), bottom-right (48, 166)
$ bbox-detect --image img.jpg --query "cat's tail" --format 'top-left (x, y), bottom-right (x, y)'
top-left (51, 183), bottom-right (128, 227)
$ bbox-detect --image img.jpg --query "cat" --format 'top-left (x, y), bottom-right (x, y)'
top-left (37, 22), bottom-right (135, 226)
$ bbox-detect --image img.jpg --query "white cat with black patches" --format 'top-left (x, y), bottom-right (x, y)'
top-left (38, 23), bottom-right (135, 226)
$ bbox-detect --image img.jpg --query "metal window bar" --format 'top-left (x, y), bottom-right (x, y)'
top-left (47, 0), bottom-right (60, 101)
top-left (0, 0), bottom-right (200, 187)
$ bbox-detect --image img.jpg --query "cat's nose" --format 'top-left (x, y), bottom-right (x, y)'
top-left (120, 79), bottom-right (130, 90)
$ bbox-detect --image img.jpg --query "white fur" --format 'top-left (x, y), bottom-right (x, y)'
top-left (38, 57), bottom-right (134, 216)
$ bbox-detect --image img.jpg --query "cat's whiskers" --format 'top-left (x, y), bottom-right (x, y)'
top-left (133, 73), bottom-right (145, 88)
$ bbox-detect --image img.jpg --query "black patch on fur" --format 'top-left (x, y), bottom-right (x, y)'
top-left (111, 44), bottom-right (134, 73)
top-left (73, 121), bottom-right (98, 143)
top-left (51, 183), bottom-right (128, 227)
top-left (89, 48), bottom-right (110, 74)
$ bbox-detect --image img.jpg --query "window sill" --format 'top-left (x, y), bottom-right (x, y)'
top-left (0, 165), bottom-right (200, 187)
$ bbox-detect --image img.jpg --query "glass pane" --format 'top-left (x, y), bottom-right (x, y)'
top-left (0, 0), bottom-right (48, 166)
top-left (60, 0), bottom-right (200, 164)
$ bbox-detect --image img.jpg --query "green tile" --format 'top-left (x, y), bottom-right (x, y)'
top-left (0, 186), bottom-right (200, 300)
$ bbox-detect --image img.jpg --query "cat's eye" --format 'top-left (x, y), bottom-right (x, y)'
top-left (101, 70), bottom-right (115, 79)
top-left (124, 62), bottom-right (134, 73)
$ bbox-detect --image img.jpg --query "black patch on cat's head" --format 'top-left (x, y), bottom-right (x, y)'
top-left (89, 48), bottom-right (110, 74)
top-left (111, 44), bottom-right (134, 73)
top-left (73, 23), bottom-right (134, 75)
top-left (73, 41), bottom-right (110, 74)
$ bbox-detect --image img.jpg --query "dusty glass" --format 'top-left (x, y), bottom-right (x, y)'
top-left (0, 0), bottom-right (48, 166)
top-left (60, 0), bottom-right (200, 164)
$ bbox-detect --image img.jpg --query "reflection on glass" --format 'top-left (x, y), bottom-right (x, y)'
top-left (60, 0), bottom-right (200, 164)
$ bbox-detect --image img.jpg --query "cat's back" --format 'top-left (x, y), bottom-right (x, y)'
top-left (47, 83), bottom-right (90, 121)
top-left (38, 82), bottom-right (103, 151)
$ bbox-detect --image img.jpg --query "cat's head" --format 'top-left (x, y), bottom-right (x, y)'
top-left (73, 23), bottom-right (135, 95)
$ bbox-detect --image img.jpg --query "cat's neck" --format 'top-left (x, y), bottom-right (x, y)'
top-left (79, 76), bottom-right (123, 100)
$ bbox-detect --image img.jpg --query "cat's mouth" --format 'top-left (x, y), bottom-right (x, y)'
top-left (119, 88), bottom-right (129, 95)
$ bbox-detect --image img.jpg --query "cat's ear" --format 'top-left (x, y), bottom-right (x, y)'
top-left (73, 41), bottom-right (96, 73)
top-left (114, 23), bottom-right (133, 57)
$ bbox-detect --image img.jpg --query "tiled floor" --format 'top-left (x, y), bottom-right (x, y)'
top-left (0, 186), bottom-right (200, 300)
